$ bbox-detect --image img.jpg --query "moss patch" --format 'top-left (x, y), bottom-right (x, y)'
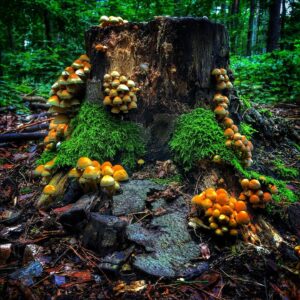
top-left (239, 122), bottom-right (257, 139)
top-left (169, 108), bottom-right (237, 170)
top-left (273, 158), bottom-right (299, 180)
top-left (231, 158), bottom-right (298, 203)
top-left (38, 102), bottom-right (145, 169)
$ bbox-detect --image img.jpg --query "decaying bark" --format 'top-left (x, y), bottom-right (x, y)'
top-left (85, 17), bottom-right (230, 159)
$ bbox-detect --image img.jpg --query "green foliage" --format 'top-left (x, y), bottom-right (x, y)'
top-left (273, 158), bottom-right (299, 180)
top-left (151, 175), bottom-right (182, 185)
top-left (231, 158), bottom-right (298, 203)
top-left (239, 122), bottom-right (257, 139)
top-left (38, 102), bottom-right (146, 169)
top-left (231, 47), bottom-right (300, 104)
top-left (169, 108), bottom-right (236, 170)
top-left (257, 108), bottom-right (273, 118)
top-left (36, 150), bottom-right (57, 166)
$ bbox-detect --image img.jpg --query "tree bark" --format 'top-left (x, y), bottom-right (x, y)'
top-left (247, 0), bottom-right (256, 56)
top-left (85, 17), bottom-right (230, 159)
top-left (0, 132), bottom-right (47, 142)
top-left (266, 0), bottom-right (281, 52)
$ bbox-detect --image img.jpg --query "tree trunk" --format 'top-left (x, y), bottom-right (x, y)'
top-left (266, 0), bottom-right (281, 52)
top-left (44, 10), bottom-right (52, 45)
top-left (247, 0), bottom-right (256, 56)
top-left (85, 17), bottom-right (230, 159)
top-left (281, 0), bottom-right (286, 44)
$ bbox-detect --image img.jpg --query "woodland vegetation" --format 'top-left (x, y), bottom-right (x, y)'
top-left (0, 0), bottom-right (299, 109)
top-left (0, 1), bottom-right (299, 299)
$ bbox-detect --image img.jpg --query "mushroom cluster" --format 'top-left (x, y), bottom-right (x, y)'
top-left (211, 68), bottom-right (233, 91)
top-left (239, 178), bottom-right (278, 208)
top-left (192, 188), bottom-right (250, 237)
top-left (294, 245), bottom-right (300, 257)
top-left (45, 54), bottom-right (91, 151)
top-left (68, 157), bottom-right (129, 194)
top-left (99, 16), bottom-right (128, 28)
top-left (211, 69), bottom-right (254, 167)
top-left (34, 157), bottom-right (57, 184)
top-left (102, 71), bottom-right (139, 114)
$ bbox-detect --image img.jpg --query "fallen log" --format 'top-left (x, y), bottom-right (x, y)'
top-left (21, 95), bottom-right (47, 102)
top-left (29, 103), bottom-right (50, 110)
top-left (21, 123), bottom-right (49, 133)
top-left (0, 132), bottom-right (47, 143)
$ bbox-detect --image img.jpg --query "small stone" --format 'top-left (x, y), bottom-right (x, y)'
top-left (82, 213), bottom-right (127, 256)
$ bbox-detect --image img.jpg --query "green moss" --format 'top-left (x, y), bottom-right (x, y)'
top-left (231, 158), bottom-right (298, 203)
top-left (38, 102), bottom-right (145, 169)
top-left (36, 150), bottom-right (57, 165)
top-left (150, 175), bottom-right (182, 185)
top-left (273, 158), bottom-right (299, 179)
top-left (169, 108), bottom-right (237, 170)
top-left (239, 122), bottom-right (257, 139)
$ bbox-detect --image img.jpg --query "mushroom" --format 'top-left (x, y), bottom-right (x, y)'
top-left (43, 184), bottom-right (56, 202)
top-left (76, 157), bottom-right (93, 170)
top-left (113, 169), bottom-right (129, 182)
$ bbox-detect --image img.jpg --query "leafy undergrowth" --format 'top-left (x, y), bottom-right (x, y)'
top-left (231, 45), bottom-right (300, 104)
top-left (37, 102), bottom-right (146, 169)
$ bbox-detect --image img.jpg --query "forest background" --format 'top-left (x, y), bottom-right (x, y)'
top-left (0, 0), bottom-right (299, 110)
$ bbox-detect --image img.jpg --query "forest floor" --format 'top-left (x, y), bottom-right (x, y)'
top-left (0, 105), bottom-right (299, 300)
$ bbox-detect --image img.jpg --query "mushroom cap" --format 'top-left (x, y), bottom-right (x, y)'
top-left (191, 195), bottom-right (202, 205)
top-left (99, 15), bottom-right (109, 22)
top-left (47, 95), bottom-right (60, 106)
top-left (117, 84), bottom-right (129, 93)
top-left (92, 160), bottom-right (101, 169)
top-left (34, 165), bottom-right (45, 176)
top-left (111, 79), bottom-right (120, 88)
top-left (104, 74), bottom-right (111, 82)
top-left (102, 166), bottom-right (114, 176)
top-left (236, 211), bottom-right (250, 225)
top-left (111, 71), bottom-right (120, 78)
top-left (57, 89), bottom-right (73, 100)
top-left (120, 104), bottom-right (128, 111)
top-left (223, 118), bottom-right (234, 128)
top-left (72, 59), bottom-right (84, 69)
top-left (211, 68), bottom-right (221, 76)
top-left (229, 229), bottom-right (238, 236)
top-left (220, 205), bottom-right (233, 216)
top-left (128, 101), bottom-right (137, 110)
top-left (109, 89), bottom-right (118, 98)
top-left (113, 96), bottom-right (122, 105)
top-left (137, 159), bottom-right (145, 166)
top-left (249, 179), bottom-right (261, 190)
top-left (100, 175), bottom-right (115, 187)
top-left (224, 128), bottom-right (234, 138)
top-left (114, 181), bottom-right (121, 191)
top-left (214, 106), bottom-right (228, 117)
top-left (53, 114), bottom-right (70, 124)
top-left (119, 76), bottom-right (128, 83)
top-left (68, 168), bottom-right (81, 178)
top-left (103, 96), bottom-right (112, 106)
top-left (111, 107), bottom-right (120, 114)
top-left (127, 80), bottom-right (135, 88)
top-left (113, 169), bottom-right (129, 182)
top-left (240, 179), bottom-right (249, 190)
top-left (43, 185), bottom-right (56, 195)
top-left (249, 195), bottom-right (260, 204)
top-left (269, 185), bottom-right (278, 194)
top-left (201, 198), bottom-right (213, 209)
top-left (205, 188), bottom-right (217, 201)
top-left (102, 161), bottom-right (113, 169)
top-left (231, 125), bottom-right (239, 133)
top-left (220, 68), bottom-right (227, 75)
top-left (77, 157), bottom-right (93, 170)
top-left (112, 164), bottom-right (125, 172)
top-left (78, 54), bottom-right (90, 62)
top-left (67, 73), bottom-right (84, 84)
top-left (216, 192), bottom-right (229, 206)
top-left (235, 201), bottom-right (247, 212)
top-left (75, 68), bottom-right (85, 77)
top-left (82, 166), bottom-right (100, 179)
top-left (262, 192), bottom-right (272, 203)
top-left (44, 158), bottom-right (56, 170)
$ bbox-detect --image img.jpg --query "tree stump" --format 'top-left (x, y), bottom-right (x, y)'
top-left (85, 17), bottom-right (230, 160)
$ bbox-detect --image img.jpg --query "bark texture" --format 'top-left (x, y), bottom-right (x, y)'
top-left (85, 17), bottom-right (230, 159)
